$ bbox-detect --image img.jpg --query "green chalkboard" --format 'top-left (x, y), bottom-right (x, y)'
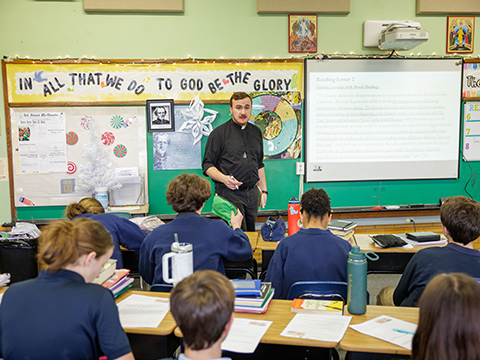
top-left (16, 102), bottom-right (480, 220)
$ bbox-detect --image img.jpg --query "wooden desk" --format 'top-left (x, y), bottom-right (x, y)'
top-left (356, 234), bottom-right (445, 253)
top-left (340, 305), bottom-right (419, 356)
top-left (174, 298), bottom-right (338, 359)
top-left (175, 299), bottom-right (337, 349)
top-left (356, 234), bottom-right (445, 274)
top-left (245, 231), bottom-right (259, 252)
top-left (108, 204), bottom-right (150, 215)
top-left (116, 290), bottom-right (176, 335)
top-left (115, 290), bottom-right (180, 358)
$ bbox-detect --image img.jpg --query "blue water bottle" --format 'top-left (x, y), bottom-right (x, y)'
top-left (347, 246), bottom-right (378, 315)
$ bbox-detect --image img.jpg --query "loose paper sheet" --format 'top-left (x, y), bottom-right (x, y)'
top-left (221, 318), bottom-right (272, 354)
top-left (349, 315), bottom-right (417, 350)
top-left (117, 294), bottom-right (170, 328)
top-left (281, 314), bottom-right (352, 343)
top-left (17, 112), bottom-right (67, 174)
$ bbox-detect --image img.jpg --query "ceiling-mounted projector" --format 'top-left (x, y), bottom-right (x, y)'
top-left (378, 21), bottom-right (429, 51)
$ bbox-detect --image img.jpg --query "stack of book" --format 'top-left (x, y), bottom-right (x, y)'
top-left (231, 280), bottom-right (275, 314)
top-left (102, 269), bottom-right (133, 298)
top-left (328, 220), bottom-right (358, 242)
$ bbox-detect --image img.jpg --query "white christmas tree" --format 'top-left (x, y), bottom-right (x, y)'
top-left (76, 119), bottom-right (122, 193)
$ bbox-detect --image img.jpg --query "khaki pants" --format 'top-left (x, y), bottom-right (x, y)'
top-left (376, 286), bottom-right (396, 306)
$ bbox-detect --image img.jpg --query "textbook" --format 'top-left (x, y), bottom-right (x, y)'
top-left (234, 289), bottom-right (275, 314)
top-left (328, 220), bottom-right (357, 232)
top-left (102, 269), bottom-right (130, 289)
top-left (231, 279), bottom-right (262, 296)
top-left (291, 299), bottom-right (343, 315)
top-left (405, 231), bottom-right (441, 242)
top-left (234, 283), bottom-right (272, 306)
top-left (111, 276), bottom-right (134, 296)
top-left (93, 259), bottom-right (117, 285)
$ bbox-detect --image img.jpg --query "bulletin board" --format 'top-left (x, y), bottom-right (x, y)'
top-left (9, 106), bottom-right (148, 207)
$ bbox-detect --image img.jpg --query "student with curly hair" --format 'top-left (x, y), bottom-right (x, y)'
top-left (412, 273), bottom-right (480, 360)
top-left (265, 188), bottom-right (351, 299)
top-left (139, 174), bottom-right (252, 285)
top-left (0, 218), bottom-right (134, 360)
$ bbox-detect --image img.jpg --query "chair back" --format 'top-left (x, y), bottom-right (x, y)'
top-left (109, 211), bottom-right (132, 219)
top-left (150, 283), bottom-right (174, 293)
top-left (286, 281), bottom-right (348, 302)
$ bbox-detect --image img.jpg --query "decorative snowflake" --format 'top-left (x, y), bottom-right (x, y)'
top-left (178, 95), bottom-right (218, 145)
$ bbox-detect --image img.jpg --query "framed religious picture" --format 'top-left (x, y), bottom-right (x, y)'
top-left (288, 14), bottom-right (317, 53)
top-left (447, 16), bottom-right (475, 53)
top-left (147, 99), bottom-right (175, 132)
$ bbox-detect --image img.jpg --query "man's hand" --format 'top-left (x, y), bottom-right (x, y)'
top-left (230, 210), bottom-right (244, 229)
top-left (224, 174), bottom-right (243, 191)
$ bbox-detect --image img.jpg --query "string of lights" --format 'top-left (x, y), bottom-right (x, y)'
top-left (3, 51), bottom-right (477, 65)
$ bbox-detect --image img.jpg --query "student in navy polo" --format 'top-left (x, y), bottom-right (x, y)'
top-left (66, 197), bottom-right (146, 268)
top-left (0, 218), bottom-right (134, 360)
top-left (266, 188), bottom-right (351, 299)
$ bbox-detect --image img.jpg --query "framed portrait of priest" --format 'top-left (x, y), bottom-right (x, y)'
top-left (147, 99), bottom-right (175, 132)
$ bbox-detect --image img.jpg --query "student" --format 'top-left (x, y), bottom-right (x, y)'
top-left (169, 270), bottom-right (235, 360)
top-left (66, 197), bottom-right (146, 268)
top-left (377, 196), bottom-right (480, 307)
top-left (0, 218), bottom-right (134, 360)
top-left (139, 174), bottom-right (252, 285)
top-left (265, 188), bottom-right (351, 299)
top-left (412, 273), bottom-right (480, 360)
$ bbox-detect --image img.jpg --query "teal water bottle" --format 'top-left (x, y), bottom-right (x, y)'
top-left (347, 246), bottom-right (378, 315)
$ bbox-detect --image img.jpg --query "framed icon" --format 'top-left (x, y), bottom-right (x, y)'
top-left (288, 14), bottom-right (317, 53)
top-left (147, 99), bottom-right (175, 132)
top-left (447, 16), bottom-right (474, 53)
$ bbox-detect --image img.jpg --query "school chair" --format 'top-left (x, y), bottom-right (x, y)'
top-left (287, 281), bottom-right (348, 302)
top-left (108, 211), bottom-right (132, 219)
top-left (150, 284), bottom-right (174, 293)
top-left (224, 258), bottom-right (258, 280)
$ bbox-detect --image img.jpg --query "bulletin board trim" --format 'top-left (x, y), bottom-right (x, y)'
top-left (2, 60), bottom-right (15, 220)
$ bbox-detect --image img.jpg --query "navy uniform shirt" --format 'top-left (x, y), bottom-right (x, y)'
top-left (393, 243), bottom-right (480, 307)
top-left (76, 213), bottom-right (146, 268)
top-left (202, 119), bottom-right (264, 189)
top-left (139, 212), bottom-right (252, 285)
top-left (265, 228), bottom-right (352, 299)
top-left (0, 270), bottom-right (131, 360)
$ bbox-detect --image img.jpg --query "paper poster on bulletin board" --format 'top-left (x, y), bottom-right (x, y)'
top-left (10, 106), bottom-right (148, 207)
top-left (463, 102), bottom-right (480, 160)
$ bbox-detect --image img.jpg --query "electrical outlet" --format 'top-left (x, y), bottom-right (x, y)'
top-left (296, 162), bottom-right (305, 175)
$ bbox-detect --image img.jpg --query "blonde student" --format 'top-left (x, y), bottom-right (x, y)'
top-left (0, 218), bottom-right (134, 360)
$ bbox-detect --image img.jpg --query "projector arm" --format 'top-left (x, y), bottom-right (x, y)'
top-left (382, 22), bottom-right (421, 34)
